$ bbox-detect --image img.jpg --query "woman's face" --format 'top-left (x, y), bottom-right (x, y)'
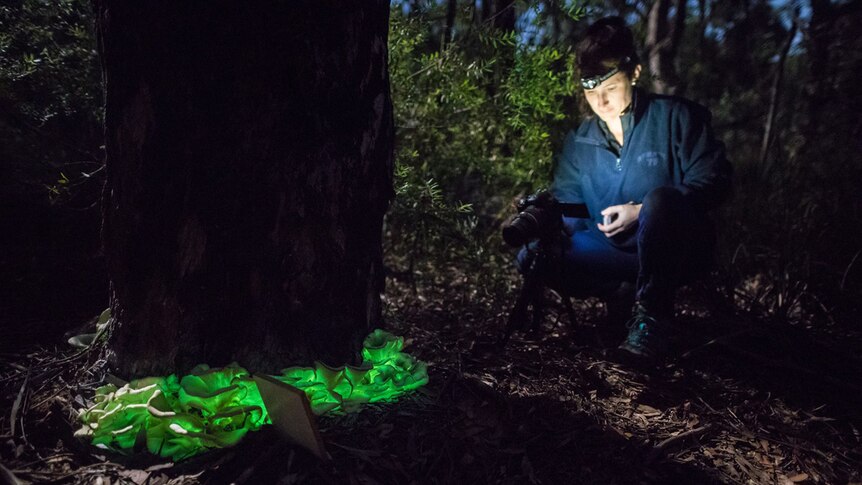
top-left (583, 69), bottom-right (637, 124)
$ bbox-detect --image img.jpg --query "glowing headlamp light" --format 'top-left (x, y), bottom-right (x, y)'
top-left (580, 67), bottom-right (620, 89)
top-left (580, 57), bottom-right (632, 90)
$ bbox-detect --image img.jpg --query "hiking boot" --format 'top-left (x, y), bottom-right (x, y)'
top-left (618, 303), bottom-right (670, 359)
top-left (605, 281), bottom-right (636, 327)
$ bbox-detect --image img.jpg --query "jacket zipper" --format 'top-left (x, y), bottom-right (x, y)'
top-left (576, 136), bottom-right (625, 172)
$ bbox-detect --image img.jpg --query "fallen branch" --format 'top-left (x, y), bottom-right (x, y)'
top-left (654, 424), bottom-right (713, 451)
top-left (9, 369), bottom-right (29, 438)
top-left (647, 424), bottom-right (713, 462)
top-left (680, 328), bottom-right (757, 359)
top-left (0, 462), bottom-right (23, 485)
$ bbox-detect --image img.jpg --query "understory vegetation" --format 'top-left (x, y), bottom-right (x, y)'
top-left (2, 1), bottom-right (862, 483)
top-left (384, 0), bottom-right (862, 331)
top-left (2, 0), bottom-right (860, 328)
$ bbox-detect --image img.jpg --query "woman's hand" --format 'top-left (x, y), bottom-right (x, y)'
top-left (597, 202), bottom-right (641, 237)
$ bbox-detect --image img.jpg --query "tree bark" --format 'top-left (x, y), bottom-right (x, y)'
top-left (646, 0), bottom-right (687, 95)
top-left (697, 0), bottom-right (708, 53)
top-left (491, 0), bottom-right (516, 31)
top-left (800, 0), bottom-right (862, 163)
top-left (803, 0), bottom-right (835, 141)
top-left (480, 0), bottom-right (491, 25)
top-left (95, 1), bottom-right (394, 378)
top-left (759, 17), bottom-right (797, 169)
top-left (444, 0), bottom-right (458, 48)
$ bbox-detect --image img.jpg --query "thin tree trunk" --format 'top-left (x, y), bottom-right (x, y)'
top-left (646, 0), bottom-right (687, 95)
top-left (697, 0), bottom-right (707, 52)
top-left (799, 0), bottom-right (862, 158)
top-left (803, 0), bottom-right (835, 143)
top-left (669, 0), bottom-right (688, 95)
top-left (550, 0), bottom-right (561, 44)
top-left (444, 0), bottom-right (457, 47)
top-left (491, 0), bottom-right (516, 31)
top-left (646, 0), bottom-right (670, 93)
top-left (759, 17), bottom-right (798, 169)
top-left (95, 0), bottom-right (394, 378)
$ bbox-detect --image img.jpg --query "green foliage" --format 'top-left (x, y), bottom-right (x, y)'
top-left (5, 0), bottom-right (858, 325)
top-left (386, 160), bottom-right (473, 273)
top-left (0, 0), bottom-right (102, 202)
top-left (502, 44), bottom-right (576, 182)
top-left (386, 9), bottom-right (580, 282)
top-left (386, 1), bottom-right (862, 324)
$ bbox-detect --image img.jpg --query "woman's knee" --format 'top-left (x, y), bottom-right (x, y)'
top-left (640, 186), bottom-right (685, 223)
top-left (642, 186), bottom-right (683, 214)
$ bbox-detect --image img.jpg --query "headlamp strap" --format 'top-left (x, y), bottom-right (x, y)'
top-left (580, 56), bottom-right (631, 90)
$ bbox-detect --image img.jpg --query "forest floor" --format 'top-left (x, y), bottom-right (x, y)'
top-left (2, 266), bottom-right (862, 484)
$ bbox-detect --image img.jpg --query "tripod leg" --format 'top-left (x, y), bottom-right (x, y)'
top-left (501, 276), bottom-right (534, 345)
top-left (563, 295), bottom-right (578, 331)
top-left (530, 286), bottom-right (544, 334)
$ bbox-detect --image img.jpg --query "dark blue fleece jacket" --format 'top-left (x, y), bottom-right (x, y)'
top-left (551, 89), bottom-right (732, 243)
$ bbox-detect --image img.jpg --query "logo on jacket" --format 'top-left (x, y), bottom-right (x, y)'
top-left (636, 151), bottom-right (664, 167)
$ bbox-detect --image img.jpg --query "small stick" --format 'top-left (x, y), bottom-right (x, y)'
top-left (9, 369), bottom-right (30, 438)
top-left (653, 424), bottom-right (713, 452)
top-left (680, 328), bottom-right (757, 359)
top-left (0, 463), bottom-right (23, 485)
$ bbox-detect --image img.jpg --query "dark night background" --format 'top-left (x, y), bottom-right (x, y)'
top-left (1, 0), bottom-right (861, 483)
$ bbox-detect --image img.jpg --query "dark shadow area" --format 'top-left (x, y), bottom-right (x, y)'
top-left (2, 365), bottom-right (723, 484)
top-left (177, 377), bottom-right (721, 483)
top-left (678, 320), bottom-right (862, 410)
top-left (0, 197), bottom-right (108, 352)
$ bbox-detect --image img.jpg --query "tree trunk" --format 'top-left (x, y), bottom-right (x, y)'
top-left (646, 0), bottom-right (687, 95)
top-left (480, 0), bottom-right (491, 25)
top-left (697, 0), bottom-right (708, 53)
top-left (799, 0), bottom-right (862, 164)
top-left (444, 0), bottom-right (458, 48)
top-left (491, 0), bottom-right (516, 31)
top-left (487, 0), bottom-right (516, 87)
top-left (95, 0), bottom-right (394, 378)
top-left (803, 0), bottom-right (835, 142)
top-left (759, 17), bottom-right (797, 169)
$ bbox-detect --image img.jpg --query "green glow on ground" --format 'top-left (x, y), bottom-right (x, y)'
top-left (76, 330), bottom-right (428, 461)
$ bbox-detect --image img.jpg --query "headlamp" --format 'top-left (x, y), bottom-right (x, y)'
top-left (580, 57), bottom-right (631, 90)
top-left (580, 67), bottom-right (620, 89)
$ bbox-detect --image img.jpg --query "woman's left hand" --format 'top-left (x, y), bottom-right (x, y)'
top-left (597, 202), bottom-right (642, 237)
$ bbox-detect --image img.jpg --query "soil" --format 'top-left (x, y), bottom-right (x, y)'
top-left (2, 260), bottom-right (862, 484)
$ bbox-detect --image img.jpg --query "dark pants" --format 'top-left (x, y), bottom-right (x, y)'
top-left (517, 186), bottom-right (714, 317)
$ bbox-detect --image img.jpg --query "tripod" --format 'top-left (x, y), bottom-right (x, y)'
top-left (500, 237), bottom-right (577, 346)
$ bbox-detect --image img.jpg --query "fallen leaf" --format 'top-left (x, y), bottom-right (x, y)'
top-left (119, 469), bottom-right (150, 485)
top-left (788, 472), bottom-right (809, 482)
top-left (637, 404), bottom-right (661, 415)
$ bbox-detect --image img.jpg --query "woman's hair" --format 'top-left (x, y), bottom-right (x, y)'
top-left (576, 16), bottom-right (640, 79)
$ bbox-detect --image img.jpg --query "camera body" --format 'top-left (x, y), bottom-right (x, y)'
top-left (499, 193), bottom-right (589, 343)
top-left (502, 191), bottom-right (566, 247)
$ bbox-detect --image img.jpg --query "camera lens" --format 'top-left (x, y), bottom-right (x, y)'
top-left (502, 211), bottom-right (540, 247)
top-left (502, 221), bottom-right (527, 247)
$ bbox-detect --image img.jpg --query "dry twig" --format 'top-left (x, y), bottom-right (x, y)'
top-left (9, 369), bottom-right (29, 438)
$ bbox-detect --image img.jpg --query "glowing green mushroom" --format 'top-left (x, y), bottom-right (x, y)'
top-left (77, 329), bottom-right (428, 461)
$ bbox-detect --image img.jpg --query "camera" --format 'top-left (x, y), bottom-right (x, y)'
top-left (502, 192), bottom-right (565, 247)
top-left (498, 192), bottom-right (587, 344)
top-left (502, 192), bottom-right (589, 247)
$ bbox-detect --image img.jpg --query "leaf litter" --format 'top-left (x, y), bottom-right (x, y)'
top-left (1, 272), bottom-right (861, 483)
